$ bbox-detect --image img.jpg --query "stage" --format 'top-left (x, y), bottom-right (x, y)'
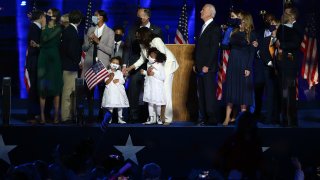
top-left (1, 124), bottom-right (320, 178)
top-left (1, 99), bottom-right (320, 178)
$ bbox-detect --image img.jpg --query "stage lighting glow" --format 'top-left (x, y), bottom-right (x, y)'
top-left (21, 1), bottom-right (26, 6)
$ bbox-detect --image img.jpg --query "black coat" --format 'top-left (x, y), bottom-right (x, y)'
top-left (26, 22), bottom-right (41, 71)
top-left (60, 25), bottom-right (81, 71)
top-left (194, 21), bottom-right (221, 73)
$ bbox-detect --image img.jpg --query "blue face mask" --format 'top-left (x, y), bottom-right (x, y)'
top-left (91, 16), bottom-right (98, 25)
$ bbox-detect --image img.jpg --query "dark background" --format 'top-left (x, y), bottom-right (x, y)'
top-left (0, 0), bottom-right (319, 100)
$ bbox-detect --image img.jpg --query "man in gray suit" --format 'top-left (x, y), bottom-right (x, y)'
top-left (113, 26), bottom-right (125, 59)
top-left (80, 10), bottom-right (114, 121)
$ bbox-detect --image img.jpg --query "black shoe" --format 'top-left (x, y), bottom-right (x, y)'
top-left (196, 121), bottom-right (205, 126)
top-left (61, 120), bottom-right (74, 124)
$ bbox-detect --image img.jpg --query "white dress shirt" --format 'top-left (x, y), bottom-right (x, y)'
top-left (200, 18), bottom-right (213, 35)
top-left (94, 23), bottom-right (105, 38)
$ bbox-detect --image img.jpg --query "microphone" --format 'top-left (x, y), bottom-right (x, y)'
top-left (165, 25), bottom-right (170, 44)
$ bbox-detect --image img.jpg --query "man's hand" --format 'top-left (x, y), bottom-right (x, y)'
top-left (252, 40), bottom-right (258, 48)
top-left (192, 66), bottom-right (197, 73)
top-left (202, 66), bottom-right (209, 73)
top-left (30, 40), bottom-right (39, 48)
top-left (244, 70), bottom-right (250, 77)
top-left (109, 73), bottom-right (115, 79)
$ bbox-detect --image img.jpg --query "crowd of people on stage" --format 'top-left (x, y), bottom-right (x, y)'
top-left (25, 2), bottom-right (303, 127)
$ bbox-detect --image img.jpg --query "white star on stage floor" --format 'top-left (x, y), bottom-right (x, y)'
top-left (0, 134), bottom-right (17, 164)
top-left (114, 135), bottom-right (145, 165)
top-left (262, 147), bottom-right (270, 152)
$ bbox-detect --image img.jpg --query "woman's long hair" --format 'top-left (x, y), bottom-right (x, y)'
top-left (136, 27), bottom-right (157, 49)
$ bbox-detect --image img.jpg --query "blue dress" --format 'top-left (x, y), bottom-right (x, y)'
top-left (225, 31), bottom-right (256, 106)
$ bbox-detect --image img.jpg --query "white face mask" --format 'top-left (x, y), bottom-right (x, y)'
top-left (110, 63), bottom-right (119, 70)
top-left (148, 56), bottom-right (156, 64)
top-left (92, 16), bottom-right (98, 25)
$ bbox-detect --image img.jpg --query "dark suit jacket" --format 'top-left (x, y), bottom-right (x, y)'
top-left (276, 24), bottom-right (303, 71)
top-left (259, 36), bottom-right (275, 66)
top-left (123, 24), bottom-right (163, 66)
top-left (60, 25), bottom-right (81, 71)
top-left (114, 41), bottom-right (125, 59)
top-left (26, 22), bottom-right (41, 71)
top-left (195, 21), bottom-right (221, 73)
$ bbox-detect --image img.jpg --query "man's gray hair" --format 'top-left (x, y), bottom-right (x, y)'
top-left (206, 4), bottom-right (216, 18)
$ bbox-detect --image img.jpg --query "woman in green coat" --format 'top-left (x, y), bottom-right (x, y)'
top-left (37, 8), bottom-right (62, 124)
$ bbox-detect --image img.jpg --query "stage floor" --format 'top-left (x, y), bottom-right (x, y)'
top-left (1, 98), bottom-right (320, 178)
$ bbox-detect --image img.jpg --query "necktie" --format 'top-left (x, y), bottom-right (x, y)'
top-left (269, 37), bottom-right (275, 58)
top-left (114, 42), bottom-right (118, 54)
top-left (200, 24), bottom-right (206, 36)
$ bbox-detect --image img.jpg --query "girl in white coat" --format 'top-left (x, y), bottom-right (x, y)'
top-left (101, 57), bottom-right (129, 124)
top-left (141, 48), bottom-right (166, 124)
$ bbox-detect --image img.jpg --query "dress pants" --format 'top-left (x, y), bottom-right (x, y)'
top-left (197, 71), bottom-right (218, 124)
top-left (61, 71), bottom-right (77, 121)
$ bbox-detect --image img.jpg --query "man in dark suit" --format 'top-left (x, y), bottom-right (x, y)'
top-left (60, 10), bottom-right (82, 123)
top-left (113, 26), bottom-right (125, 59)
top-left (123, 8), bottom-right (162, 123)
top-left (276, 7), bottom-right (303, 127)
top-left (26, 10), bottom-right (45, 122)
top-left (254, 13), bottom-right (278, 124)
top-left (194, 4), bottom-right (221, 125)
top-left (258, 18), bottom-right (281, 124)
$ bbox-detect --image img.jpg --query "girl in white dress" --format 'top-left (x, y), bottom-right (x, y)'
top-left (141, 48), bottom-right (166, 125)
top-left (101, 57), bottom-right (129, 124)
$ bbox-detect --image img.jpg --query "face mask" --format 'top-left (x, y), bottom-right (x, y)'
top-left (92, 16), bottom-right (98, 25)
top-left (227, 18), bottom-right (241, 27)
top-left (110, 63), bottom-right (119, 70)
top-left (268, 25), bottom-right (277, 32)
top-left (46, 15), bottom-right (53, 23)
top-left (148, 56), bottom-right (156, 64)
top-left (115, 34), bottom-right (123, 42)
top-left (136, 17), bottom-right (143, 25)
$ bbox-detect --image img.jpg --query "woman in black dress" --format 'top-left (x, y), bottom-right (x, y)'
top-left (223, 12), bottom-right (258, 126)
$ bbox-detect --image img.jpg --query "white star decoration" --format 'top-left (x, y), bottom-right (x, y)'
top-left (262, 147), bottom-right (270, 152)
top-left (114, 135), bottom-right (145, 165)
top-left (0, 134), bottom-right (16, 164)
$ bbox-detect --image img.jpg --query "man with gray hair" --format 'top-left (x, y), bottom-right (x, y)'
top-left (194, 4), bottom-right (221, 126)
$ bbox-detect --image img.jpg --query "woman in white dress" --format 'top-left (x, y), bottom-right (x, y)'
top-left (101, 57), bottom-right (129, 124)
top-left (126, 27), bottom-right (179, 125)
top-left (141, 48), bottom-right (166, 124)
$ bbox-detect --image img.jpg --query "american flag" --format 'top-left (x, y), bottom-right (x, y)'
top-left (85, 59), bottom-right (109, 90)
top-left (174, 2), bottom-right (188, 44)
top-left (300, 13), bottom-right (318, 89)
top-left (216, 50), bottom-right (230, 100)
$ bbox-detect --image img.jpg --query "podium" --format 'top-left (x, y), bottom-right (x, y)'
top-left (166, 44), bottom-right (197, 122)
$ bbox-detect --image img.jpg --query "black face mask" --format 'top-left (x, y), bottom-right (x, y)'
top-left (115, 34), bottom-right (123, 42)
top-left (268, 25), bottom-right (277, 32)
top-left (136, 17), bottom-right (143, 26)
top-left (46, 15), bottom-right (53, 23)
top-left (227, 18), bottom-right (241, 27)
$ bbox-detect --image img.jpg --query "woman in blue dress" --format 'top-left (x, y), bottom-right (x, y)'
top-left (223, 12), bottom-right (258, 126)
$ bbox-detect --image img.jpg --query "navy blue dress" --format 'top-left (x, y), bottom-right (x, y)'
top-left (225, 31), bottom-right (256, 106)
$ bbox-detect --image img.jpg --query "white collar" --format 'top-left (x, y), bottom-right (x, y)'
top-left (96, 23), bottom-right (105, 30)
top-left (114, 40), bottom-right (122, 44)
top-left (264, 29), bottom-right (272, 37)
top-left (33, 22), bottom-right (41, 29)
top-left (70, 23), bottom-right (78, 32)
top-left (140, 22), bottom-right (151, 28)
top-left (204, 18), bottom-right (213, 26)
